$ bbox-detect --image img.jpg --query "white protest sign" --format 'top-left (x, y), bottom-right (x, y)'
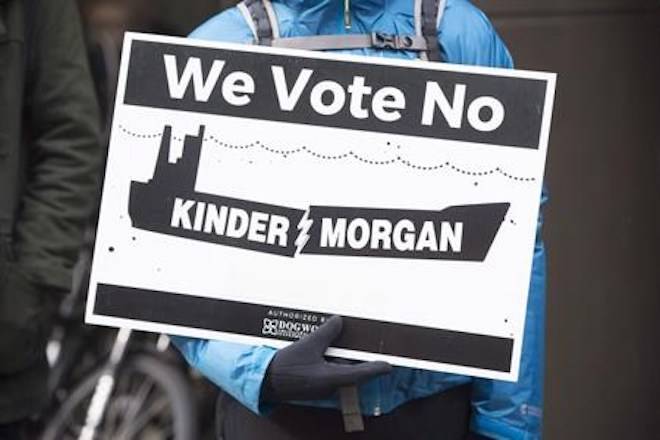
top-left (86, 33), bottom-right (556, 380)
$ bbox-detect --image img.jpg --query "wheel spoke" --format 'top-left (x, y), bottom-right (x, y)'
top-left (115, 396), bottom-right (171, 440)
top-left (43, 356), bottom-right (193, 440)
top-left (114, 375), bottom-right (155, 439)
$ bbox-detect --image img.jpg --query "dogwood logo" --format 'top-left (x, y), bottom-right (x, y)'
top-left (260, 318), bottom-right (321, 339)
top-left (262, 318), bottom-right (279, 336)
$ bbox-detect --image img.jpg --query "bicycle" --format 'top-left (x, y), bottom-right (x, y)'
top-left (40, 231), bottom-right (199, 440)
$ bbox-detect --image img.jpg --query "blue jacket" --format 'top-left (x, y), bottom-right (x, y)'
top-left (173, 1), bottom-right (546, 438)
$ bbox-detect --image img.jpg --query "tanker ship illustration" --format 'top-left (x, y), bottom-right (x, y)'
top-left (128, 125), bottom-right (509, 261)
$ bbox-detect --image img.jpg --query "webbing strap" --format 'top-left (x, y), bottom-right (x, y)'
top-left (339, 385), bottom-right (365, 432)
top-left (421, 0), bottom-right (441, 61)
top-left (262, 0), bottom-right (280, 39)
top-left (272, 33), bottom-right (428, 52)
top-left (239, 0), bottom-right (446, 57)
top-left (243, 0), bottom-right (274, 46)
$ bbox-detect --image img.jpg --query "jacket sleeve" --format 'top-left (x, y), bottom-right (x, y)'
top-left (14, 0), bottom-right (101, 290)
top-left (171, 336), bottom-right (276, 414)
top-left (438, 2), bottom-right (546, 439)
top-left (170, 7), bottom-right (277, 416)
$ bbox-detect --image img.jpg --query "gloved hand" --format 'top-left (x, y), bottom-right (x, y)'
top-left (261, 316), bottom-right (392, 403)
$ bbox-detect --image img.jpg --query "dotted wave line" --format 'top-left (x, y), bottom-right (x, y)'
top-left (118, 125), bottom-right (162, 139)
top-left (118, 125), bottom-right (536, 182)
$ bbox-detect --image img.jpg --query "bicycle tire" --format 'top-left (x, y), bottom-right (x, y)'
top-left (42, 353), bottom-right (198, 440)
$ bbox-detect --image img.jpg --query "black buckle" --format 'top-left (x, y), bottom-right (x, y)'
top-left (371, 32), bottom-right (414, 50)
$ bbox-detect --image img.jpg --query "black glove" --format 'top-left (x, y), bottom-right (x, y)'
top-left (261, 316), bottom-right (392, 403)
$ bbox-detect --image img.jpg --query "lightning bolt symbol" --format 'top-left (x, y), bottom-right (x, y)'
top-left (295, 210), bottom-right (313, 256)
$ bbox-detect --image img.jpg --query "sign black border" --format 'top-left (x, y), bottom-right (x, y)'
top-left (95, 283), bottom-right (514, 372)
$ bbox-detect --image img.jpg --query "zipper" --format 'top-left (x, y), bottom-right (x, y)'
top-left (344, 0), bottom-right (352, 29)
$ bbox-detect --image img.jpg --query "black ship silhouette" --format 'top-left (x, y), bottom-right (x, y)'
top-left (129, 125), bottom-right (205, 234)
top-left (127, 125), bottom-right (510, 262)
top-left (128, 125), bottom-right (305, 257)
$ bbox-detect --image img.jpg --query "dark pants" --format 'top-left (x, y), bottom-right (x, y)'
top-left (219, 384), bottom-right (472, 440)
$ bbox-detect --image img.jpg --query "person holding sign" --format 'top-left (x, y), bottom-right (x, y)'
top-left (172, 0), bottom-right (547, 439)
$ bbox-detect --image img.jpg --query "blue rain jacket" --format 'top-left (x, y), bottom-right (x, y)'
top-left (173, 1), bottom-right (547, 438)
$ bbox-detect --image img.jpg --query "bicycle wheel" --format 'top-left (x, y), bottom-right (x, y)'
top-left (42, 354), bottom-right (198, 440)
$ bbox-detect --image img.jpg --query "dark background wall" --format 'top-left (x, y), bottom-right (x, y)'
top-left (93, 1), bottom-right (660, 438)
top-left (472, 2), bottom-right (660, 438)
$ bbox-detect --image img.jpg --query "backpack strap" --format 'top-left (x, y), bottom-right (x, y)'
top-left (237, 0), bottom-right (445, 60)
top-left (238, 0), bottom-right (276, 46)
top-left (272, 33), bottom-right (428, 51)
top-left (261, 0), bottom-right (281, 39)
top-left (419, 0), bottom-right (447, 61)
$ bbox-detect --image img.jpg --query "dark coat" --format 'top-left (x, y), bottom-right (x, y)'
top-left (0, 0), bottom-right (100, 423)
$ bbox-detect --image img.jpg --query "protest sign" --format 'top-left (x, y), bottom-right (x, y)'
top-left (86, 32), bottom-right (556, 380)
